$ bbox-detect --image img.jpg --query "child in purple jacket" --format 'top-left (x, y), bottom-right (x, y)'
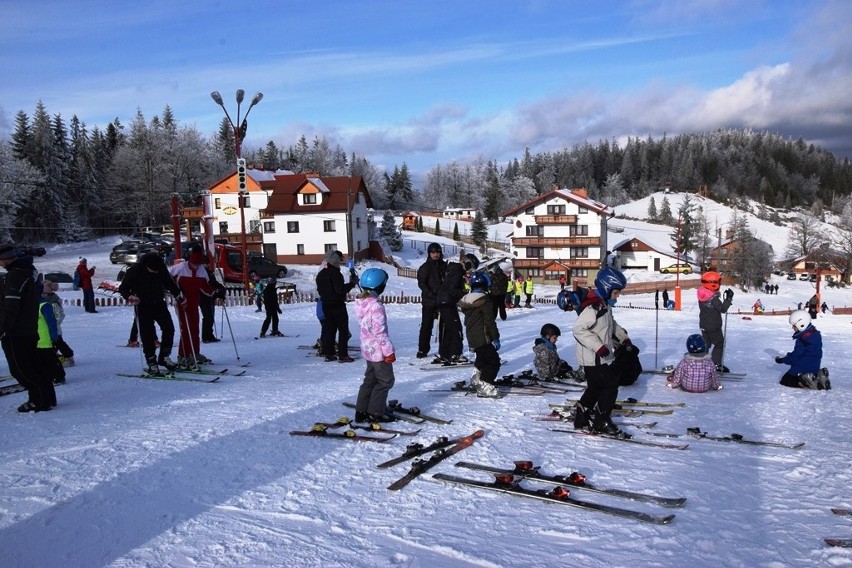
top-left (667, 334), bottom-right (722, 393)
top-left (353, 268), bottom-right (397, 422)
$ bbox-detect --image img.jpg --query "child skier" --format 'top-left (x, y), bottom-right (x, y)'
top-left (259, 278), bottom-right (284, 337)
top-left (353, 268), bottom-right (397, 422)
top-left (458, 271), bottom-right (501, 398)
top-left (697, 271), bottom-right (734, 372)
top-left (41, 280), bottom-right (74, 366)
top-left (572, 267), bottom-right (632, 436)
top-left (533, 323), bottom-right (574, 381)
top-left (774, 310), bottom-right (829, 389)
top-left (666, 334), bottom-right (722, 393)
top-left (37, 289), bottom-right (65, 388)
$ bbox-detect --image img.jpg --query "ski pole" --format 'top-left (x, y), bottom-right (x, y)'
top-left (182, 306), bottom-right (199, 370)
top-left (134, 305), bottom-right (144, 369)
top-left (654, 290), bottom-right (659, 371)
top-left (720, 311), bottom-right (729, 371)
top-left (221, 302), bottom-right (241, 361)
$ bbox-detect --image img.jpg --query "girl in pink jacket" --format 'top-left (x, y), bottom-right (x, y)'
top-left (353, 268), bottom-right (397, 423)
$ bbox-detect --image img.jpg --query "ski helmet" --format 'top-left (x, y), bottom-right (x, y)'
top-left (540, 323), bottom-right (561, 338)
top-left (462, 253), bottom-right (480, 271)
top-left (468, 271), bottom-right (490, 291)
top-left (701, 271), bottom-right (722, 292)
top-left (594, 267), bottom-right (627, 301)
top-left (686, 334), bottom-right (706, 354)
top-left (359, 268), bottom-right (389, 295)
top-left (789, 309), bottom-right (812, 332)
top-left (427, 242), bottom-right (442, 254)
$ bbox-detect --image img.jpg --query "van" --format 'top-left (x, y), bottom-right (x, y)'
top-left (213, 243), bottom-right (289, 283)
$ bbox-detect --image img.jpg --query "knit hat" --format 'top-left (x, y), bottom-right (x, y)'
top-left (324, 250), bottom-right (342, 267)
top-left (42, 279), bottom-right (59, 293)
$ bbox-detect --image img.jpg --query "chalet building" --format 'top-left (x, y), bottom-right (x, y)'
top-left (778, 247), bottom-right (849, 282)
top-left (207, 168), bottom-right (374, 265)
top-left (501, 188), bottom-right (613, 286)
top-left (611, 236), bottom-right (685, 271)
top-left (442, 207), bottom-right (477, 221)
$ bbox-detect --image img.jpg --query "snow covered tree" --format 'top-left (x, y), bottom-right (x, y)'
top-left (647, 196), bottom-right (657, 220)
top-left (786, 213), bottom-right (824, 257)
top-left (659, 196), bottom-right (674, 224)
top-left (380, 210), bottom-right (403, 251)
top-left (471, 211), bottom-right (488, 253)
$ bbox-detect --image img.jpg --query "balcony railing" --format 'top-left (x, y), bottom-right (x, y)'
top-left (534, 214), bottom-right (577, 224)
top-left (512, 236), bottom-right (600, 247)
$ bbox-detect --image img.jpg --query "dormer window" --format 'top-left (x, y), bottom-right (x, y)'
top-left (303, 193), bottom-right (317, 205)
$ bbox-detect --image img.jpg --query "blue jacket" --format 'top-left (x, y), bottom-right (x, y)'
top-left (778, 325), bottom-right (822, 375)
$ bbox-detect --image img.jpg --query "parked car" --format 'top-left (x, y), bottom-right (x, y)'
top-left (659, 263), bottom-right (693, 274)
top-left (809, 274), bottom-right (817, 282)
top-left (123, 243), bottom-right (160, 265)
top-left (787, 273), bottom-right (797, 280)
top-left (214, 243), bottom-right (288, 282)
top-left (799, 273), bottom-right (809, 281)
top-left (109, 240), bottom-right (142, 264)
top-left (43, 271), bottom-right (74, 284)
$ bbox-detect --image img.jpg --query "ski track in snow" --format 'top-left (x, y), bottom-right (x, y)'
top-left (0, 242), bottom-right (851, 566)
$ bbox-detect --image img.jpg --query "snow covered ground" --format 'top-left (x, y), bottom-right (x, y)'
top-left (1, 235), bottom-right (851, 568)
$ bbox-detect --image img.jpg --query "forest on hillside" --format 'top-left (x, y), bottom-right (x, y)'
top-left (1, 101), bottom-right (851, 244)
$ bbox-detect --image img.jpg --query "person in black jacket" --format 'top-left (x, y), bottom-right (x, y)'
top-left (416, 242), bottom-right (446, 358)
top-left (259, 278), bottom-right (284, 337)
top-left (200, 264), bottom-right (226, 343)
top-left (488, 266), bottom-right (509, 321)
top-left (316, 250), bottom-right (357, 362)
top-left (433, 252), bottom-right (479, 363)
top-left (118, 252), bottom-right (184, 375)
top-left (0, 243), bottom-right (56, 412)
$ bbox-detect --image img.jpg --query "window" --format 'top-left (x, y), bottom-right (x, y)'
top-left (249, 220), bottom-right (260, 233)
top-left (569, 225), bottom-right (588, 236)
top-left (263, 221), bottom-right (275, 233)
top-left (545, 270), bottom-right (565, 280)
top-left (570, 247), bottom-right (589, 259)
top-left (571, 268), bottom-right (588, 278)
top-left (526, 268), bottom-right (542, 277)
top-left (287, 221), bottom-right (300, 233)
top-left (355, 217), bottom-right (361, 229)
top-left (243, 196), bottom-right (251, 208)
top-left (526, 247), bottom-right (544, 259)
top-left (214, 198), bottom-right (221, 209)
top-left (324, 244), bottom-right (337, 253)
top-left (525, 226), bottom-right (544, 237)
top-left (218, 221), bottom-right (228, 234)
top-left (296, 244), bottom-right (305, 255)
top-left (303, 193), bottom-right (317, 205)
top-left (547, 204), bottom-right (566, 215)
top-left (357, 240), bottom-right (362, 251)
top-left (578, 206), bottom-right (588, 213)
top-left (524, 207), bottom-right (535, 215)
top-left (323, 220), bottom-right (336, 232)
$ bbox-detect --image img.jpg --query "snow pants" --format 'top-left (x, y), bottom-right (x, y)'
top-left (176, 302), bottom-right (201, 358)
top-left (578, 364), bottom-right (619, 418)
top-left (2, 334), bottom-right (56, 409)
top-left (356, 360), bottom-right (396, 416)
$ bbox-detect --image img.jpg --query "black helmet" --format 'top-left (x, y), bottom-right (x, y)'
top-left (463, 253), bottom-right (480, 271)
top-left (540, 323), bottom-right (561, 337)
top-left (427, 242), bottom-right (442, 254)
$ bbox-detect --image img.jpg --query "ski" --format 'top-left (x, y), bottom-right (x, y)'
top-left (0, 383), bottom-right (25, 397)
top-left (540, 407), bottom-right (647, 419)
top-left (432, 473), bottom-right (676, 525)
top-left (297, 345), bottom-right (359, 351)
top-left (549, 428), bottom-right (690, 450)
top-left (548, 403), bottom-right (671, 416)
top-left (341, 401), bottom-right (426, 424)
top-left (531, 411), bottom-right (657, 429)
top-left (314, 417), bottom-right (422, 436)
top-left (500, 372), bottom-right (584, 391)
top-left (648, 427), bottom-right (804, 449)
top-left (177, 367), bottom-right (246, 376)
top-left (832, 508), bottom-right (852, 516)
top-left (255, 334), bottom-right (300, 339)
top-left (494, 376), bottom-right (573, 394)
top-left (453, 461), bottom-right (686, 507)
top-left (563, 397), bottom-right (685, 408)
top-left (290, 425), bottom-right (396, 443)
top-left (430, 381), bottom-right (547, 396)
top-left (387, 400), bottom-right (453, 424)
top-left (377, 431), bottom-right (482, 469)
top-left (419, 362), bottom-right (475, 371)
top-left (387, 430), bottom-right (484, 490)
top-left (824, 538), bottom-right (852, 548)
top-left (116, 372), bottom-right (221, 383)
top-left (642, 369), bottom-right (746, 380)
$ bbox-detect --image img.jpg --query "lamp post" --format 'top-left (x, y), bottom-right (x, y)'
top-left (210, 89), bottom-right (263, 292)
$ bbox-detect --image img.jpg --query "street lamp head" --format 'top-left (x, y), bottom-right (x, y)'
top-left (236, 89), bottom-right (245, 104)
top-left (250, 92), bottom-right (264, 106)
top-left (210, 91), bottom-right (224, 106)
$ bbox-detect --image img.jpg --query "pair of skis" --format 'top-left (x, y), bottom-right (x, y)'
top-left (430, 380), bottom-right (548, 397)
top-left (289, 423), bottom-right (397, 443)
top-left (549, 403), bottom-right (675, 416)
top-left (648, 427), bottom-right (805, 449)
top-left (826, 508), bottom-right (852, 547)
top-left (343, 400), bottom-right (452, 425)
top-left (383, 430), bottom-right (485, 490)
top-left (642, 369), bottom-right (746, 380)
top-left (549, 427), bottom-right (690, 450)
top-left (434, 461), bottom-right (680, 524)
top-left (116, 372), bottom-right (221, 384)
top-left (313, 416), bottom-right (421, 436)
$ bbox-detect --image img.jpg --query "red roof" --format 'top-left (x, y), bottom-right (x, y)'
top-left (263, 174), bottom-right (372, 214)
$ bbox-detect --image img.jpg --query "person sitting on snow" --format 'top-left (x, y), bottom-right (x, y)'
top-left (666, 334), bottom-right (722, 393)
top-left (533, 323), bottom-right (574, 382)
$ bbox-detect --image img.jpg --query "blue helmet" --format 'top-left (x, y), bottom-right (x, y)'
top-left (686, 334), bottom-right (706, 354)
top-left (359, 268), bottom-right (389, 294)
top-left (468, 271), bottom-right (491, 291)
top-left (594, 267), bottom-right (627, 301)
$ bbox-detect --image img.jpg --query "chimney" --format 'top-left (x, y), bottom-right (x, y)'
top-left (571, 188), bottom-right (589, 198)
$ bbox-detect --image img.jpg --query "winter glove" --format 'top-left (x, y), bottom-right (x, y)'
top-left (492, 339), bottom-right (501, 352)
top-left (176, 294), bottom-right (187, 307)
top-left (596, 345), bottom-right (610, 358)
top-left (383, 353), bottom-right (396, 364)
top-left (127, 295), bottom-right (140, 305)
top-left (723, 289), bottom-right (734, 301)
top-left (622, 338), bottom-right (632, 346)
top-left (277, 307), bottom-right (282, 314)
top-left (775, 356), bottom-right (784, 364)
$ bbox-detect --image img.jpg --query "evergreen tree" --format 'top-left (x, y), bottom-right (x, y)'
top-left (380, 210), bottom-right (403, 251)
top-left (647, 196), bottom-right (658, 220)
top-left (453, 223), bottom-right (460, 241)
top-left (434, 218), bottom-right (441, 237)
top-left (471, 211), bottom-right (488, 254)
top-left (659, 196), bottom-right (674, 224)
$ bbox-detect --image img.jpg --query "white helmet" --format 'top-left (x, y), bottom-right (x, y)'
top-left (789, 310), bottom-right (812, 332)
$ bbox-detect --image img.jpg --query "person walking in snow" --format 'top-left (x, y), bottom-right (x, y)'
top-left (0, 243), bottom-right (57, 412)
top-left (488, 266), bottom-right (508, 321)
top-left (76, 257), bottom-right (97, 313)
top-left (416, 242), bottom-right (446, 358)
top-left (523, 275), bottom-right (534, 308)
top-left (200, 262), bottom-right (226, 343)
top-left (169, 243), bottom-right (215, 368)
top-left (774, 310), bottom-right (827, 389)
top-left (572, 267), bottom-right (632, 436)
top-left (666, 334), bottom-right (722, 393)
top-left (697, 271), bottom-right (733, 373)
top-left (512, 276), bottom-right (523, 308)
top-left (41, 279), bottom-right (74, 366)
top-left (353, 268), bottom-right (397, 422)
top-left (533, 323), bottom-right (574, 382)
top-left (36, 289), bottom-right (65, 386)
top-left (316, 250), bottom-right (358, 362)
top-left (119, 251), bottom-right (183, 375)
top-left (458, 270), bottom-right (501, 398)
top-left (253, 275), bottom-right (265, 313)
top-left (259, 278), bottom-right (284, 338)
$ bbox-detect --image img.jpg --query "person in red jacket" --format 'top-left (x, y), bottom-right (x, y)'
top-left (168, 244), bottom-right (213, 369)
top-left (76, 257), bottom-right (97, 313)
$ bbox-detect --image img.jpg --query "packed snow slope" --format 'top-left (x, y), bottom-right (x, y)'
top-left (0, 235), bottom-right (851, 568)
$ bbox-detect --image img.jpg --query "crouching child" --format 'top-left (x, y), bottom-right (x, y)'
top-left (667, 334), bottom-right (722, 392)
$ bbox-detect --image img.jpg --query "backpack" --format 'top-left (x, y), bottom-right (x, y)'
top-left (612, 344), bottom-right (643, 386)
top-left (557, 287), bottom-right (590, 315)
top-left (72, 269), bottom-right (81, 290)
top-left (489, 269), bottom-right (508, 296)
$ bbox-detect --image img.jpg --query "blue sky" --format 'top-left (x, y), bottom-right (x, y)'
top-left (1, 0), bottom-right (850, 178)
